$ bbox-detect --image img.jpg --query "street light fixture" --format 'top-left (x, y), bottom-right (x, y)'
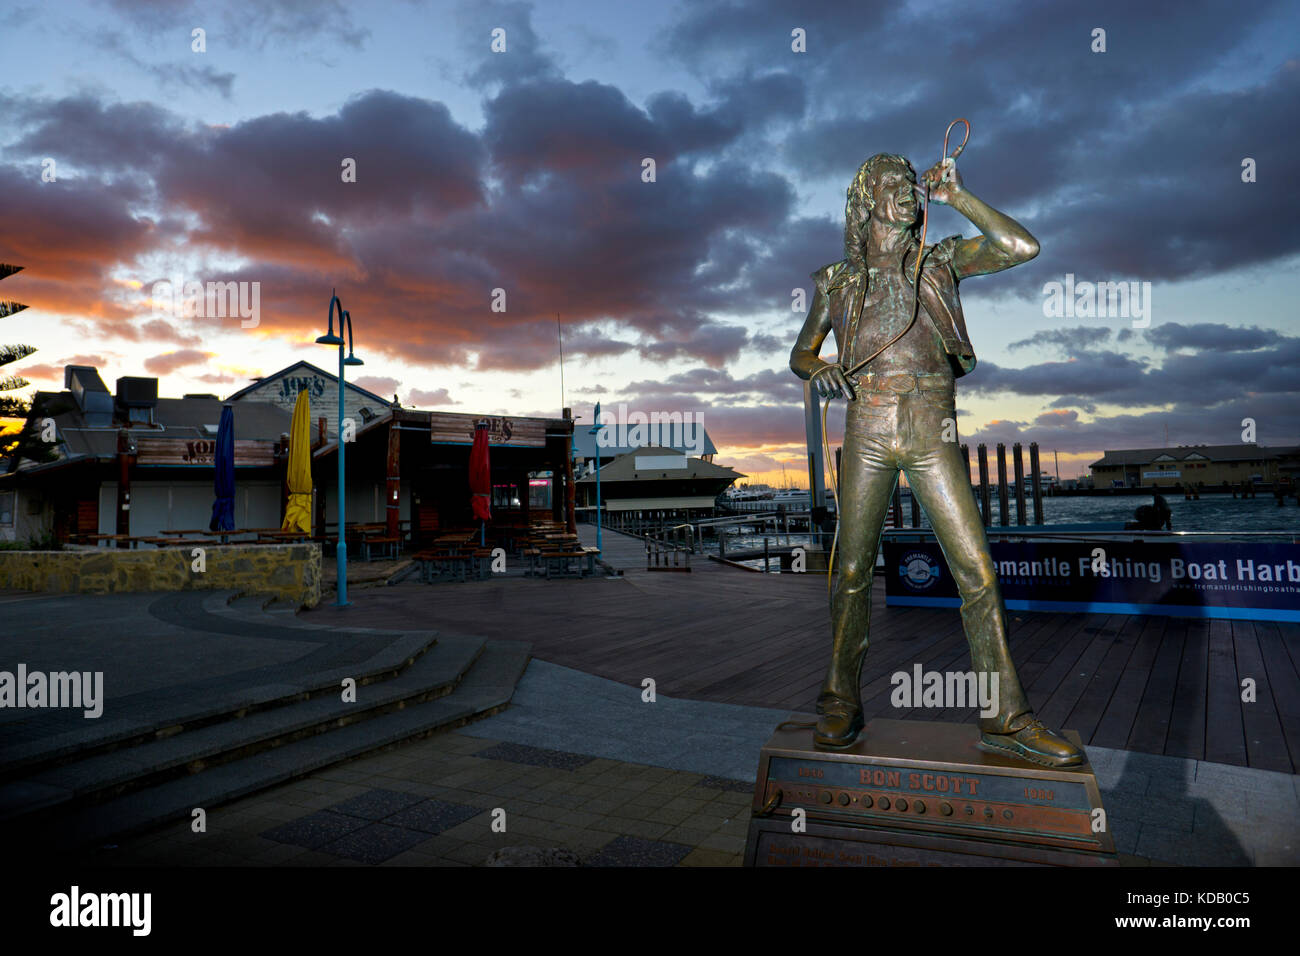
top-left (318, 290), bottom-right (362, 607)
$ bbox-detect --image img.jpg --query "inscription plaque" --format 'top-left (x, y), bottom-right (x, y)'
top-left (745, 718), bottom-right (1118, 867)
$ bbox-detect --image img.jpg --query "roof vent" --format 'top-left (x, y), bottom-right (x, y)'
top-left (64, 365), bottom-right (113, 425)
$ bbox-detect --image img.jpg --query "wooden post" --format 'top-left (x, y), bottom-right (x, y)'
top-left (1030, 442), bottom-right (1044, 524)
top-left (115, 429), bottom-right (133, 547)
top-left (385, 418), bottom-right (401, 538)
top-left (1013, 442), bottom-right (1027, 525)
top-left (317, 416), bottom-right (327, 448)
top-left (563, 410), bottom-right (577, 534)
top-left (977, 444), bottom-right (991, 528)
top-left (279, 433), bottom-right (290, 525)
top-left (996, 442), bottom-right (1010, 527)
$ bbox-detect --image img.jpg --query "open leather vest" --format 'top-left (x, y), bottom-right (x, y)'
top-left (812, 234), bottom-right (977, 378)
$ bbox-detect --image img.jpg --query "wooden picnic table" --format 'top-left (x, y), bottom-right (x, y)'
top-left (258, 531), bottom-right (313, 544)
top-left (414, 550), bottom-right (477, 583)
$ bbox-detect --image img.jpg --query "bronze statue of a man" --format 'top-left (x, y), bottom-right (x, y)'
top-left (789, 151), bottom-right (1084, 767)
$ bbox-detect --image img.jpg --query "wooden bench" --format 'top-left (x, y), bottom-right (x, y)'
top-left (538, 549), bottom-right (598, 579)
top-left (360, 535), bottom-right (400, 562)
top-left (414, 551), bottom-right (476, 584)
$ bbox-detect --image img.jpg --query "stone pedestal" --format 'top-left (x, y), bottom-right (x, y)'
top-left (745, 718), bottom-right (1117, 867)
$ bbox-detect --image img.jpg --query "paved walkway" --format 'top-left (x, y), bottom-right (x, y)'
top-left (5, 569), bottom-right (1296, 866)
top-left (304, 527), bottom-right (1300, 774)
top-left (75, 659), bottom-right (1299, 866)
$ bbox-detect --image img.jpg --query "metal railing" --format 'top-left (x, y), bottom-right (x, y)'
top-left (718, 531), bottom-right (836, 572)
top-left (645, 524), bottom-right (693, 571)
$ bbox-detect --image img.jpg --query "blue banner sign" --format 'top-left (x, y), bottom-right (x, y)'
top-left (884, 540), bottom-right (1300, 622)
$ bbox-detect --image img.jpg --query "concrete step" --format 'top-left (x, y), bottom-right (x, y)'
top-left (35, 640), bottom-right (532, 852)
top-left (0, 624), bottom-right (439, 780)
top-left (0, 635), bottom-right (487, 824)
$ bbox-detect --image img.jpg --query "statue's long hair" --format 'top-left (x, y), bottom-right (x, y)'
top-left (844, 153), bottom-right (915, 270)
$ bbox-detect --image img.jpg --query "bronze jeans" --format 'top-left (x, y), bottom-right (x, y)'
top-left (821, 386), bottom-right (1033, 734)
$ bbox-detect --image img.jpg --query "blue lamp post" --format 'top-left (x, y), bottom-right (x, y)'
top-left (589, 402), bottom-right (603, 552)
top-left (317, 291), bottom-right (363, 607)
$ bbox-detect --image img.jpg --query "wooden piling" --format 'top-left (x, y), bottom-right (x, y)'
top-left (977, 443), bottom-right (991, 528)
top-left (996, 442), bottom-right (1009, 527)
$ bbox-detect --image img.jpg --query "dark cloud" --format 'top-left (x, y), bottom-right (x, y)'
top-left (967, 323), bottom-right (1300, 414)
top-left (107, 0), bottom-right (371, 50)
top-left (659, 0), bottom-right (1298, 294)
top-left (1142, 322), bottom-right (1287, 352)
top-left (457, 0), bottom-right (562, 88)
top-left (3, 0), bottom-right (1295, 473)
top-left (1008, 326), bottom-right (1114, 356)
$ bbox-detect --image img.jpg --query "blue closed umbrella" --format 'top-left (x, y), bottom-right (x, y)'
top-left (209, 404), bottom-right (236, 532)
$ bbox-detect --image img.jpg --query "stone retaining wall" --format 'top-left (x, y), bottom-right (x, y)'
top-left (0, 543), bottom-right (321, 608)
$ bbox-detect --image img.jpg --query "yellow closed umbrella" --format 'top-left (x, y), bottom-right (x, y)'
top-left (282, 389), bottom-right (313, 532)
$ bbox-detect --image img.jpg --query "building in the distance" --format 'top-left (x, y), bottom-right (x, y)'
top-left (1088, 444), bottom-right (1296, 489)
top-left (577, 446), bottom-right (743, 522)
top-left (571, 417), bottom-right (716, 472)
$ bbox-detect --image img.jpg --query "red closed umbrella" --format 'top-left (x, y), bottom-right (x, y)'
top-left (469, 422), bottom-right (491, 534)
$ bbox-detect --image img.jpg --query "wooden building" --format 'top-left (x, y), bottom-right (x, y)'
top-left (1088, 444), bottom-right (1293, 489)
top-left (576, 446), bottom-right (743, 521)
top-left (1, 361), bottom-right (578, 548)
top-left (1, 365), bottom-right (290, 544)
top-left (309, 407), bottom-right (577, 547)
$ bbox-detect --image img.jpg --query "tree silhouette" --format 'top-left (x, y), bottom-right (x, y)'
top-left (0, 264), bottom-right (56, 463)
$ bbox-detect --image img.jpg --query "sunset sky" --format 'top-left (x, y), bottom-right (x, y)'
top-left (1, 0), bottom-right (1296, 484)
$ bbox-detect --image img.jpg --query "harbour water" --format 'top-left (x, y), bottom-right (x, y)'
top-left (712, 492), bottom-right (1299, 570)
top-left (726, 491), bottom-right (1299, 534)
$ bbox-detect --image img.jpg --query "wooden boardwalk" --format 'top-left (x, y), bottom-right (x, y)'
top-left (306, 530), bottom-right (1300, 773)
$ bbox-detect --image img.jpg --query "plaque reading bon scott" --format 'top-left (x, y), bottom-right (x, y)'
top-left (745, 719), bottom-right (1117, 867)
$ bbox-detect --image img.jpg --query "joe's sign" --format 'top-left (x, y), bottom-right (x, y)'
top-left (134, 437), bottom-right (276, 467)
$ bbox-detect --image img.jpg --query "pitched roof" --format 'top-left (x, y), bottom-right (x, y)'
top-left (7, 390), bottom-right (292, 474)
top-left (577, 446), bottom-right (742, 483)
top-left (572, 419), bottom-right (716, 459)
top-left (225, 360), bottom-right (393, 407)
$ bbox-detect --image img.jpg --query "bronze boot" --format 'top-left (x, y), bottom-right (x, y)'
top-left (814, 694), bottom-right (864, 749)
top-left (979, 716), bottom-right (1085, 768)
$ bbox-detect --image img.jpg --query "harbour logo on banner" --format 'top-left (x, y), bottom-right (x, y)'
top-left (899, 550), bottom-right (942, 591)
top-left (884, 540), bottom-right (1300, 623)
